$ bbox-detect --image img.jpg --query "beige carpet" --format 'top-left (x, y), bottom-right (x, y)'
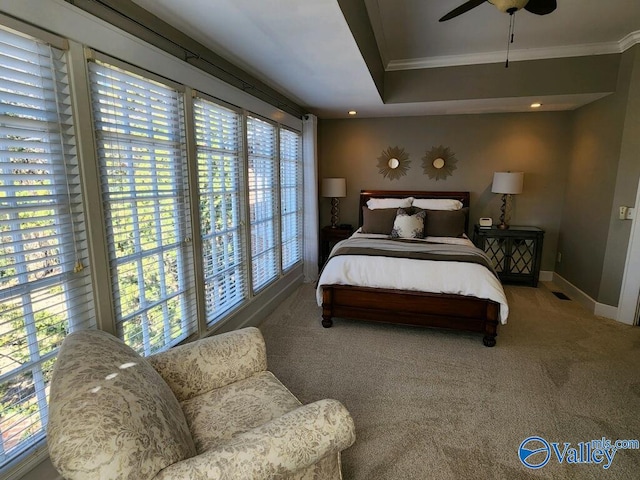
top-left (259, 281), bottom-right (640, 480)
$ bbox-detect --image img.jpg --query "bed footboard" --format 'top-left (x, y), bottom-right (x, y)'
top-left (321, 284), bottom-right (500, 347)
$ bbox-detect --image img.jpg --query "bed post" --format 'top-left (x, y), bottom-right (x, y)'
top-left (321, 288), bottom-right (334, 328)
top-left (483, 302), bottom-right (500, 347)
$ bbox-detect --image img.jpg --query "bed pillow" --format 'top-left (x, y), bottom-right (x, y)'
top-left (361, 207), bottom-right (397, 235)
top-left (391, 208), bottom-right (426, 239)
top-left (366, 197), bottom-right (413, 210)
top-left (412, 198), bottom-right (463, 211)
top-left (424, 208), bottom-right (468, 237)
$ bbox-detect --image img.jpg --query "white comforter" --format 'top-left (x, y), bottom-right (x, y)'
top-left (316, 232), bottom-right (509, 323)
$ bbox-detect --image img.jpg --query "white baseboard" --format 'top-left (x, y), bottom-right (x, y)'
top-left (550, 272), bottom-right (618, 320)
top-left (539, 270), bottom-right (554, 282)
top-left (594, 303), bottom-right (619, 320)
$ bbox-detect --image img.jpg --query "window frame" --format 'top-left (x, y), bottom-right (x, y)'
top-left (245, 113), bottom-right (281, 294)
top-left (278, 126), bottom-right (303, 272)
top-left (86, 54), bottom-right (198, 357)
top-left (191, 91), bottom-right (249, 327)
top-left (0, 24), bottom-right (96, 472)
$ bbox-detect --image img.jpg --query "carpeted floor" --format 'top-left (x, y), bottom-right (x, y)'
top-left (259, 281), bottom-right (640, 480)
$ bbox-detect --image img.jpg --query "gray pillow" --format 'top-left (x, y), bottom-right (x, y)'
top-left (361, 207), bottom-right (398, 234)
top-left (424, 208), bottom-right (468, 237)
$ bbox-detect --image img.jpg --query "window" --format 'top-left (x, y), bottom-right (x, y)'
top-left (88, 59), bottom-right (196, 356)
top-left (279, 128), bottom-right (303, 271)
top-left (0, 27), bottom-right (94, 468)
top-left (246, 116), bottom-right (278, 292)
top-left (193, 96), bottom-right (247, 324)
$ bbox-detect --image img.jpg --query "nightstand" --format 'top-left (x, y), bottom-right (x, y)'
top-left (473, 225), bottom-right (544, 287)
top-left (319, 225), bottom-right (353, 266)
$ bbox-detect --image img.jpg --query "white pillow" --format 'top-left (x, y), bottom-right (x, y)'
top-left (391, 209), bottom-right (426, 239)
top-left (366, 197), bottom-right (413, 210)
top-left (412, 198), bottom-right (463, 211)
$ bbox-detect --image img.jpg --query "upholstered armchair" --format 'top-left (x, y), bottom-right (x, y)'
top-left (47, 327), bottom-right (355, 479)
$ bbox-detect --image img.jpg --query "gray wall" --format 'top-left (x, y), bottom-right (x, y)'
top-left (559, 45), bottom-right (640, 305)
top-left (318, 112), bottom-right (573, 271)
top-left (319, 47), bottom-right (640, 306)
top-left (385, 55), bottom-right (619, 104)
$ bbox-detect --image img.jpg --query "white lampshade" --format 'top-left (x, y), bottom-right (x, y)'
top-left (321, 178), bottom-right (346, 198)
top-left (492, 172), bottom-right (524, 195)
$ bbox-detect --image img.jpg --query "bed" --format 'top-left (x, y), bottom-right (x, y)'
top-left (316, 190), bottom-right (508, 347)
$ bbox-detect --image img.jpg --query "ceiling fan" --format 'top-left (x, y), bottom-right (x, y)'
top-left (439, 0), bottom-right (557, 22)
top-left (439, 0), bottom-right (557, 67)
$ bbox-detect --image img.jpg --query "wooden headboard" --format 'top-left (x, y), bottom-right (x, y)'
top-left (358, 190), bottom-right (471, 231)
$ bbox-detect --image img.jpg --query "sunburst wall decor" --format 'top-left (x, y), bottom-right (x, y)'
top-left (377, 146), bottom-right (410, 180)
top-left (422, 145), bottom-right (458, 181)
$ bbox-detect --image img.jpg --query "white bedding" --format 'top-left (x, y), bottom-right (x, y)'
top-left (316, 232), bottom-right (509, 323)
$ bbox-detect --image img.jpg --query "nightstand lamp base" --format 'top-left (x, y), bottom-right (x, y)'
top-left (330, 197), bottom-right (340, 228)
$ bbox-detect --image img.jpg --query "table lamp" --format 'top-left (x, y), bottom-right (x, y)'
top-left (492, 171), bottom-right (523, 229)
top-left (322, 178), bottom-right (346, 228)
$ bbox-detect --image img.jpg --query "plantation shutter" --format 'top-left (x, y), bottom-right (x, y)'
top-left (246, 116), bottom-right (278, 292)
top-left (0, 27), bottom-right (94, 468)
top-left (279, 127), bottom-right (303, 271)
top-left (193, 96), bottom-right (247, 324)
top-left (88, 58), bottom-right (197, 356)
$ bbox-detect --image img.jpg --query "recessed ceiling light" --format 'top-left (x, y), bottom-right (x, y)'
top-left (348, 110), bottom-right (357, 116)
top-left (531, 103), bottom-right (542, 108)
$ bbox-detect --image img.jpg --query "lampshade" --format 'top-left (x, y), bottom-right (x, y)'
top-left (492, 172), bottom-right (524, 195)
top-left (322, 178), bottom-right (346, 198)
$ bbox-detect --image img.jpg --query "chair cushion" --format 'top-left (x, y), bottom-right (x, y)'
top-left (47, 330), bottom-right (196, 480)
top-left (181, 370), bottom-right (302, 453)
top-left (148, 326), bottom-right (267, 401)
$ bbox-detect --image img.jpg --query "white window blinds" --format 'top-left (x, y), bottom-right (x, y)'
top-left (193, 96), bottom-right (247, 325)
top-left (247, 115), bottom-right (278, 292)
top-left (88, 59), bottom-right (196, 356)
top-left (0, 27), bottom-right (94, 468)
top-left (279, 128), bottom-right (303, 271)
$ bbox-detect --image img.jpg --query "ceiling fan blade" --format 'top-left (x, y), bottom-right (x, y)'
top-left (439, 0), bottom-right (487, 22)
top-left (524, 0), bottom-right (557, 15)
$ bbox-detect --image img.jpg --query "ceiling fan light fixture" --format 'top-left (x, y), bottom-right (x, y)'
top-left (488, 0), bottom-right (529, 13)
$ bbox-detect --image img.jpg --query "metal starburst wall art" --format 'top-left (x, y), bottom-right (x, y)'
top-left (377, 145), bottom-right (410, 180)
top-left (422, 145), bottom-right (458, 181)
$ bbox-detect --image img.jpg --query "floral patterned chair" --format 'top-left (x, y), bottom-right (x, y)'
top-left (47, 327), bottom-right (355, 479)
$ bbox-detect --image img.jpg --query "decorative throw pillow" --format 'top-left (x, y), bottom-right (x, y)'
top-left (47, 330), bottom-right (196, 480)
top-left (391, 208), bottom-right (426, 239)
top-left (361, 207), bottom-right (398, 234)
top-left (424, 208), bottom-right (468, 237)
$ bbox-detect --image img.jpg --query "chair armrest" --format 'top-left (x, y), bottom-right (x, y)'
top-left (154, 399), bottom-right (356, 480)
top-left (148, 327), bottom-right (267, 402)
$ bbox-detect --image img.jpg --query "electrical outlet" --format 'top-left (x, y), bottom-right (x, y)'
top-left (619, 206), bottom-right (628, 220)
top-left (557, 252), bottom-right (562, 263)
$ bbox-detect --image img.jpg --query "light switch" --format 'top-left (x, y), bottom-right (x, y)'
top-left (626, 207), bottom-right (635, 220)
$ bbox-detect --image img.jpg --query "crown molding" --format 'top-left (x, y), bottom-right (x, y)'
top-left (619, 30), bottom-right (640, 52)
top-left (387, 30), bottom-right (640, 71)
